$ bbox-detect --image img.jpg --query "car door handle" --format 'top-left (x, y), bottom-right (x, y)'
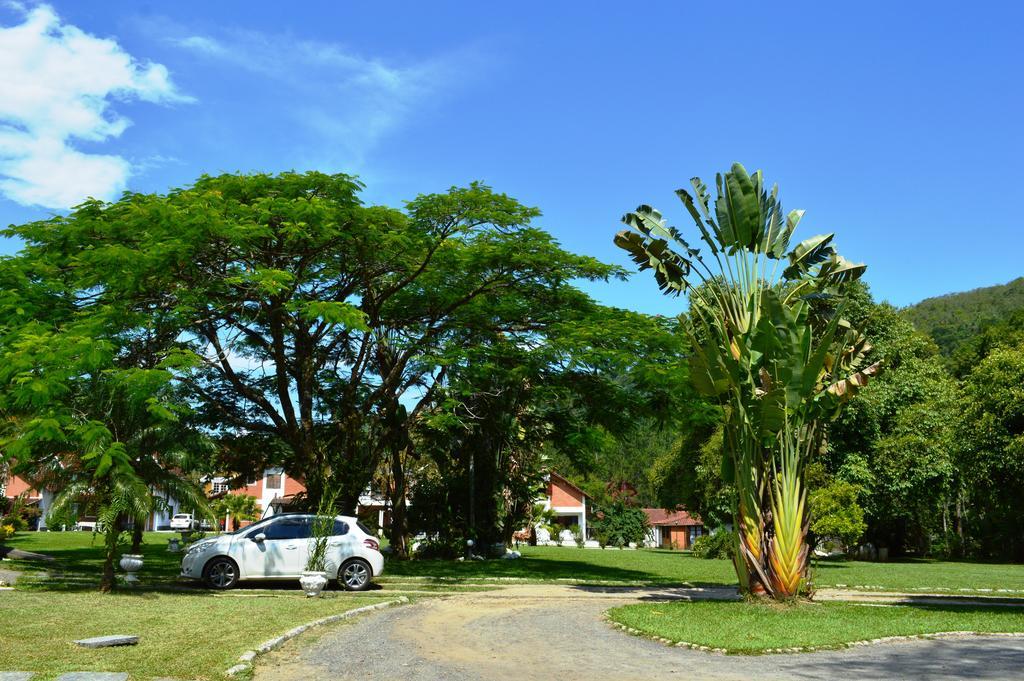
top-left (284, 545), bottom-right (298, 550)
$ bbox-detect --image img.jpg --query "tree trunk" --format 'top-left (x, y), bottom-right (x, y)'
top-left (386, 447), bottom-right (409, 559)
top-left (130, 521), bottom-right (144, 554)
top-left (100, 515), bottom-right (122, 593)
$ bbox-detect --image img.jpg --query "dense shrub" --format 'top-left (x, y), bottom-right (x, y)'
top-left (592, 501), bottom-right (648, 547)
top-left (809, 480), bottom-right (866, 551)
top-left (570, 524), bottom-right (585, 548)
top-left (691, 530), bottom-right (735, 559)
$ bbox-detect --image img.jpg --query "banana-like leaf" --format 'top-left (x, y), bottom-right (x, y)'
top-left (782, 233), bottom-right (835, 280)
top-left (613, 229), bottom-right (689, 294)
top-left (818, 254), bottom-right (867, 286)
top-left (721, 164), bottom-right (761, 250)
top-left (767, 209), bottom-right (803, 258)
top-left (826, 360), bottom-right (881, 398)
top-left (675, 188), bottom-right (721, 256)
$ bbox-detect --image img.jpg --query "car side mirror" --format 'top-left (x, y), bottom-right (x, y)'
top-left (252, 533), bottom-right (266, 542)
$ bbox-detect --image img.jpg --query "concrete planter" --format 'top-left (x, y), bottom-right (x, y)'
top-left (299, 571), bottom-right (329, 597)
top-left (119, 553), bottom-right (144, 584)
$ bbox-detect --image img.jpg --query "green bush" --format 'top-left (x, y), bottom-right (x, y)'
top-left (592, 501), bottom-right (648, 547)
top-left (809, 480), bottom-right (866, 551)
top-left (691, 530), bottom-right (735, 559)
top-left (413, 536), bottom-right (464, 560)
top-left (570, 524), bottom-right (585, 548)
top-left (0, 514), bottom-right (27, 532)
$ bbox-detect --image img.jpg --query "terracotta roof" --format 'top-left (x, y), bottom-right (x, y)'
top-left (642, 507), bottom-right (702, 527)
top-left (549, 471), bottom-right (589, 499)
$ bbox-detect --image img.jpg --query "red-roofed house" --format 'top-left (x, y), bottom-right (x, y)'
top-left (642, 507), bottom-right (705, 550)
top-left (538, 471), bottom-right (589, 542)
top-left (1, 471), bottom-right (53, 529)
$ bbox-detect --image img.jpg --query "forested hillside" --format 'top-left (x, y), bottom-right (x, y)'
top-left (902, 277), bottom-right (1024, 356)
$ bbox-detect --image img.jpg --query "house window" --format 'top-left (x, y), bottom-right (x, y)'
top-left (265, 472), bottom-right (283, 489)
top-left (211, 482), bottom-right (229, 494)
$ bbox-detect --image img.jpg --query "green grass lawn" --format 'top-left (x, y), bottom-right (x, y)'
top-left (3, 530), bottom-right (186, 589)
top-left (5, 532), bottom-right (1024, 595)
top-left (0, 589), bottom-right (392, 680)
top-left (811, 557), bottom-right (1024, 593)
top-left (608, 600), bottom-right (1024, 653)
top-left (0, 532), bottom-right (418, 679)
top-left (383, 544), bottom-right (1024, 594)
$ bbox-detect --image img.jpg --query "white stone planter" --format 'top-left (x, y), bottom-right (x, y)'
top-left (299, 571), bottom-right (329, 597)
top-left (119, 553), bottom-right (144, 584)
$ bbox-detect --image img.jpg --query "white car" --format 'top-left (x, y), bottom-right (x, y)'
top-left (179, 513), bottom-right (384, 591)
top-left (170, 513), bottom-right (199, 531)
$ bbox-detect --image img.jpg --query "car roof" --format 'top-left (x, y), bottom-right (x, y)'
top-left (269, 512), bottom-right (359, 522)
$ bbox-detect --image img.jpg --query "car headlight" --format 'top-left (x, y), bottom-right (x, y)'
top-left (184, 542), bottom-right (206, 556)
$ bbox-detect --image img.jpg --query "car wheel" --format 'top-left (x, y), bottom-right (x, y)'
top-left (338, 558), bottom-right (372, 592)
top-left (203, 556), bottom-right (239, 590)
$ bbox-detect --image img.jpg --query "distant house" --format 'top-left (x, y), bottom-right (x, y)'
top-left (225, 468), bottom-right (392, 531)
top-left (227, 467), bottom-right (307, 518)
top-left (642, 508), bottom-right (704, 550)
top-left (537, 471), bottom-right (590, 541)
top-left (1, 472), bottom-right (53, 529)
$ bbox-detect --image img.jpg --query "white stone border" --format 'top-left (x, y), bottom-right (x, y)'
top-left (225, 596), bottom-right (409, 676)
top-left (606, 618), bottom-right (1024, 655)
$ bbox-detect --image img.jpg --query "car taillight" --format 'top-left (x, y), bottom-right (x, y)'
top-left (363, 538), bottom-right (379, 551)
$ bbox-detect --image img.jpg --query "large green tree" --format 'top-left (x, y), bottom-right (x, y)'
top-left (957, 346), bottom-right (1024, 560)
top-left (4, 172), bottom-right (620, 519)
top-left (409, 305), bottom-right (687, 552)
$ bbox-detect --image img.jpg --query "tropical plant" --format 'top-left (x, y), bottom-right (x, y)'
top-left (46, 462), bottom-right (154, 591)
top-left (570, 523), bottom-right (585, 548)
top-left (213, 493), bottom-right (260, 532)
top-left (614, 163), bottom-right (878, 599)
top-left (306, 489), bottom-right (340, 572)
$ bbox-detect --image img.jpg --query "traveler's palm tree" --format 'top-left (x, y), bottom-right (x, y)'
top-left (615, 163), bottom-right (878, 598)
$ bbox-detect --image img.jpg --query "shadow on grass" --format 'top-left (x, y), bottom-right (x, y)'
top-left (384, 555), bottom-right (658, 582)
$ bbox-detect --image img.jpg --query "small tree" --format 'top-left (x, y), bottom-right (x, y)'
top-left (592, 500), bottom-right (649, 547)
top-left (214, 494), bottom-right (260, 531)
top-left (809, 480), bottom-right (866, 551)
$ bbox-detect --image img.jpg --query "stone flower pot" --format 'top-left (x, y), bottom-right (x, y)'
top-left (119, 553), bottom-right (144, 584)
top-left (299, 571), bottom-right (329, 597)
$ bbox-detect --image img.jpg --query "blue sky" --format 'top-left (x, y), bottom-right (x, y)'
top-left (1, 1), bottom-right (1021, 315)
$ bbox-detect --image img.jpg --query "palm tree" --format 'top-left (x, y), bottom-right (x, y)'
top-left (615, 163), bottom-right (878, 599)
top-left (47, 468), bottom-right (152, 592)
top-left (213, 492), bottom-right (259, 531)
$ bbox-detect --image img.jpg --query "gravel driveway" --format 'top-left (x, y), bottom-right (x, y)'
top-left (254, 584), bottom-right (1024, 681)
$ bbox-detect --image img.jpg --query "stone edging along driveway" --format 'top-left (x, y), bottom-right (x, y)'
top-left (225, 596), bottom-right (409, 676)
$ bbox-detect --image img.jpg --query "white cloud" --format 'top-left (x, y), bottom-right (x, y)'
top-left (0, 4), bottom-right (190, 208)
top-left (166, 27), bottom-right (477, 164)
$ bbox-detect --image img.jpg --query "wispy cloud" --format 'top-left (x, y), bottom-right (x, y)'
top-left (164, 25), bottom-right (481, 164)
top-left (0, 3), bottom-right (191, 208)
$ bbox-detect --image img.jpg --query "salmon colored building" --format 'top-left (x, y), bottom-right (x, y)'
top-left (642, 507), bottom-right (704, 549)
top-left (1, 471), bottom-right (53, 529)
top-left (540, 471), bottom-right (589, 539)
top-left (228, 467), bottom-right (308, 516)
